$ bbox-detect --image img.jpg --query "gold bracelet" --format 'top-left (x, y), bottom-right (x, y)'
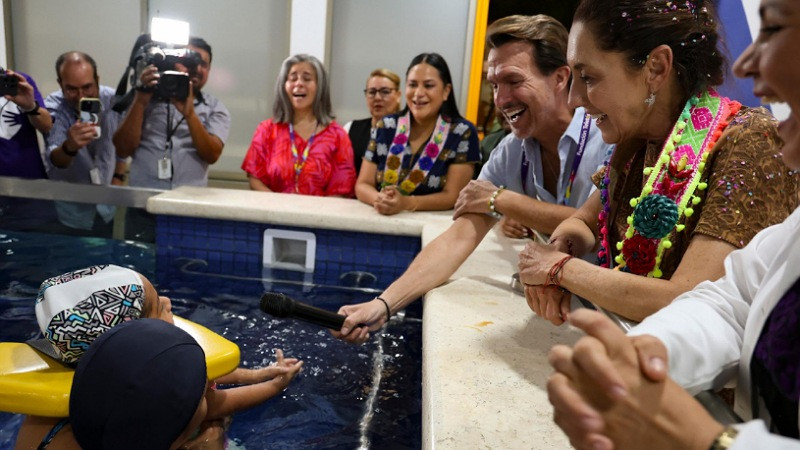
top-left (709, 426), bottom-right (738, 450)
top-left (488, 186), bottom-right (506, 219)
top-left (409, 195), bottom-right (419, 212)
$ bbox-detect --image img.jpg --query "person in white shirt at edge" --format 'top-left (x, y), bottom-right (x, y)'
top-left (547, 0), bottom-right (800, 448)
top-left (333, 14), bottom-right (613, 344)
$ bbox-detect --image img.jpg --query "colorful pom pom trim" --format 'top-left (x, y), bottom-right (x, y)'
top-left (597, 88), bottom-right (741, 277)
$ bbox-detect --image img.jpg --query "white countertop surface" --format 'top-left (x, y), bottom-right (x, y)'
top-left (147, 186), bottom-right (453, 236)
top-left (147, 187), bottom-right (580, 448)
top-left (421, 222), bottom-right (582, 449)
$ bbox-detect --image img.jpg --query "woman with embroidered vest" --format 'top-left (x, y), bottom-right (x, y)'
top-left (355, 53), bottom-right (480, 215)
top-left (547, 0), bottom-right (800, 446)
top-left (242, 54), bottom-right (356, 196)
top-left (343, 68), bottom-right (402, 175)
top-left (517, 0), bottom-right (799, 325)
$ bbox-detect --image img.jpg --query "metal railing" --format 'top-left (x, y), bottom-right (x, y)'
top-left (0, 176), bottom-right (163, 208)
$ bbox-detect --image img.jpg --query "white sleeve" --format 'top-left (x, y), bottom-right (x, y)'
top-left (731, 420), bottom-right (800, 449)
top-left (629, 221), bottom-right (783, 393)
top-left (343, 121), bottom-right (353, 133)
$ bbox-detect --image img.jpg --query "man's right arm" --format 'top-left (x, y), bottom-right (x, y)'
top-left (335, 213), bottom-right (496, 343)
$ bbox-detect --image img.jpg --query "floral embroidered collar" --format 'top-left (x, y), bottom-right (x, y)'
top-left (381, 112), bottom-right (450, 195)
top-left (597, 88), bottom-right (741, 277)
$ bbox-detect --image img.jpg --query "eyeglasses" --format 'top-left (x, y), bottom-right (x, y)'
top-left (364, 88), bottom-right (396, 98)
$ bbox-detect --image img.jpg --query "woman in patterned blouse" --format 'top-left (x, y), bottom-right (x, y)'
top-left (355, 53), bottom-right (480, 215)
top-left (242, 54), bottom-right (355, 196)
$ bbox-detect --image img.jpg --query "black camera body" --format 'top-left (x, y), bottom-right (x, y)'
top-left (157, 71), bottom-right (190, 101)
top-left (0, 70), bottom-right (19, 97)
top-left (132, 43), bottom-right (202, 101)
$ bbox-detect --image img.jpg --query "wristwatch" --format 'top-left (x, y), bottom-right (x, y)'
top-left (709, 426), bottom-right (739, 450)
top-left (23, 100), bottom-right (40, 116)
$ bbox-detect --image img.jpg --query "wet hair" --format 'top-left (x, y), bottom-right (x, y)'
top-left (400, 52), bottom-right (462, 121)
top-left (367, 68), bottom-right (401, 90)
top-left (272, 54), bottom-right (335, 126)
top-left (188, 36), bottom-right (212, 63)
top-left (55, 51), bottom-right (99, 84)
top-left (485, 14), bottom-right (569, 76)
top-left (573, 0), bottom-right (726, 102)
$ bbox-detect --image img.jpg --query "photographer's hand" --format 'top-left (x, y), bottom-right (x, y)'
top-left (4, 70), bottom-right (52, 133)
top-left (134, 65), bottom-right (158, 104)
top-left (51, 121), bottom-right (98, 168)
top-left (171, 80), bottom-right (195, 119)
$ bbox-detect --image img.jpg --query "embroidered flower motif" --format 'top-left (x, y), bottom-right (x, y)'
top-left (389, 144), bottom-right (404, 155)
top-left (621, 234), bottom-right (657, 275)
top-left (418, 156), bottom-right (434, 171)
top-left (672, 144), bottom-right (698, 167)
top-left (400, 180), bottom-right (416, 193)
top-left (393, 133), bottom-right (408, 145)
top-left (427, 175), bottom-right (440, 188)
top-left (457, 140), bottom-right (469, 153)
top-left (386, 154), bottom-right (401, 170)
top-left (408, 169), bottom-right (425, 184)
top-left (453, 123), bottom-right (469, 135)
top-left (633, 194), bottom-right (679, 239)
top-left (382, 117), bottom-right (396, 129)
top-left (376, 143), bottom-right (388, 156)
top-left (425, 142), bottom-right (439, 158)
top-left (384, 170), bottom-right (398, 184)
top-left (691, 106), bottom-right (713, 130)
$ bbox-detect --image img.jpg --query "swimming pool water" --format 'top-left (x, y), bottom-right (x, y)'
top-left (0, 230), bottom-right (422, 449)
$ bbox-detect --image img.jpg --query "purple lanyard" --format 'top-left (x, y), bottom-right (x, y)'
top-left (520, 113), bottom-right (591, 205)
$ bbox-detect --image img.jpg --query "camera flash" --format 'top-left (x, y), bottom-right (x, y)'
top-left (151, 17), bottom-right (189, 46)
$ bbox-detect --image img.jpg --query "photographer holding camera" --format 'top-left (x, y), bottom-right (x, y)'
top-left (113, 36), bottom-right (230, 241)
top-left (0, 68), bottom-right (53, 178)
top-left (0, 68), bottom-right (59, 231)
top-left (44, 51), bottom-right (127, 237)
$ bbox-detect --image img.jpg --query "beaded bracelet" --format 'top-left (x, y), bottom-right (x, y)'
top-left (488, 186), bottom-right (506, 219)
top-left (376, 296), bottom-right (392, 322)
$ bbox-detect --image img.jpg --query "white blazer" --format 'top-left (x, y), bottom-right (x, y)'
top-left (630, 206), bottom-right (800, 448)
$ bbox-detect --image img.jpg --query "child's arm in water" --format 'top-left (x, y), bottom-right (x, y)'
top-left (214, 350), bottom-right (300, 385)
top-left (203, 349), bottom-right (303, 420)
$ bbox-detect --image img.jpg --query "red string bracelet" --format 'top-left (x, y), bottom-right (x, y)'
top-left (547, 255), bottom-right (574, 289)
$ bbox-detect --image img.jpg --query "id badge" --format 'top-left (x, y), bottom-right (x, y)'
top-left (89, 167), bottom-right (102, 185)
top-left (158, 157), bottom-right (172, 180)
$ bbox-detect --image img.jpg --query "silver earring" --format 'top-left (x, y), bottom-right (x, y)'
top-left (644, 92), bottom-right (656, 107)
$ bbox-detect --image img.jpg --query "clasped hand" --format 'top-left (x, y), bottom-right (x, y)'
top-left (374, 186), bottom-right (410, 215)
top-left (518, 241), bottom-right (572, 325)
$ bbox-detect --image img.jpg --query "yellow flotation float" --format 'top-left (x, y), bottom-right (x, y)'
top-left (0, 316), bottom-right (240, 417)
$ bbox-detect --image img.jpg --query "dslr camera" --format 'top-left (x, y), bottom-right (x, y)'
top-left (132, 43), bottom-right (202, 101)
top-left (0, 68), bottom-right (19, 97)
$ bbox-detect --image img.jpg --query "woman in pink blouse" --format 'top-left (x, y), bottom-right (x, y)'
top-left (242, 54), bottom-right (355, 196)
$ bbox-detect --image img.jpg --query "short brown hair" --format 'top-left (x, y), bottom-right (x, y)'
top-left (486, 14), bottom-right (569, 76)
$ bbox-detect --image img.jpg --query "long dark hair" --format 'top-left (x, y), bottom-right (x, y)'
top-left (574, 0), bottom-right (726, 103)
top-left (400, 52), bottom-right (462, 122)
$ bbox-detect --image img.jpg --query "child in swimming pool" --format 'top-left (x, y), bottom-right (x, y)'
top-left (17, 264), bottom-right (303, 449)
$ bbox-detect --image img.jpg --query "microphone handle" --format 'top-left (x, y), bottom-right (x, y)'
top-left (291, 301), bottom-right (346, 330)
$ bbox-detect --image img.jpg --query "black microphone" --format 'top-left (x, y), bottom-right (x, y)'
top-left (260, 292), bottom-right (346, 330)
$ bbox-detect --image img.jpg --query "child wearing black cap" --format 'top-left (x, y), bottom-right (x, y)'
top-left (16, 266), bottom-right (304, 449)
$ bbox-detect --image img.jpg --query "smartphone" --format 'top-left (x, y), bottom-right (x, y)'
top-left (79, 97), bottom-right (102, 139)
top-left (79, 98), bottom-right (101, 123)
